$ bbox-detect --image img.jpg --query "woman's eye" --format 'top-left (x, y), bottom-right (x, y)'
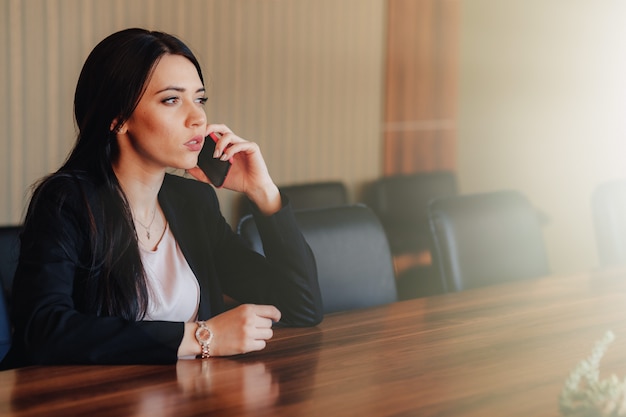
top-left (196, 97), bottom-right (208, 105)
top-left (162, 97), bottom-right (179, 105)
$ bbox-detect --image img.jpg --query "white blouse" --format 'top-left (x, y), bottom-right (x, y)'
top-left (139, 223), bottom-right (200, 323)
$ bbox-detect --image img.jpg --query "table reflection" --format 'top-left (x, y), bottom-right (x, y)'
top-left (7, 331), bottom-right (322, 416)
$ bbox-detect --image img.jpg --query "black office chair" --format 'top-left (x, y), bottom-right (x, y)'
top-left (428, 190), bottom-right (549, 292)
top-left (591, 179), bottom-right (626, 267)
top-left (0, 280), bottom-right (10, 362)
top-left (280, 181), bottom-right (349, 209)
top-left (234, 181), bottom-right (349, 226)
top-left (237, 205), bottom-right (397, 314)
top-left (0, 225), bottom-right (21, 295)
top-left (0, 225), bottom-right (20, 361)
top-left (362, 171), bottom-right (458, 255)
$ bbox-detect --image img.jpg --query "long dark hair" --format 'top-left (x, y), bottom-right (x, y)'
top-left (27, 28), bottom-right (204, 320)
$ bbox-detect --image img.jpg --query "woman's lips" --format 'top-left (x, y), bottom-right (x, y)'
top-left (185, 136), bottom-right (204, 152)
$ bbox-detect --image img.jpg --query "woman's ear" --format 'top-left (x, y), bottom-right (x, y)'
top-left (110, 118), bottom-right (127, 134)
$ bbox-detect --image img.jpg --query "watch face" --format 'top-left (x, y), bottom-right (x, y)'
top-left (197, 328), bottom-right (211, 342)
top-left (196, 323), bottom-right (214, 344)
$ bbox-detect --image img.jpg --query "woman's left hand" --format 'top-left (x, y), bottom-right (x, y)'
top-left (187, 124), bottom-right (281, 215)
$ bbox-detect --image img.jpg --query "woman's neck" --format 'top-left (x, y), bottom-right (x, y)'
top-left (112, 161), bottom-right (164, 219)
top-left (113, 164), bottom-right (168, 248)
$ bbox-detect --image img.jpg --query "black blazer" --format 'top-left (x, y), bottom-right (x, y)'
top-left (2, 173), bottom-right (322, 368)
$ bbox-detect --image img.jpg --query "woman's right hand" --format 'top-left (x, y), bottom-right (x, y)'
top-left (207, 304), bottom-right (280, 356)
top-left (199, 304), bottom-right (281, 357)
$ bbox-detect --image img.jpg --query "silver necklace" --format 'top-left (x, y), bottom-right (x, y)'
top-left (134, 204), bottom-right (157, 240)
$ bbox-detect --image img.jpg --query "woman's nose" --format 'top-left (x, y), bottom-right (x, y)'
top-left (187, 103), bottom-right (206, 127)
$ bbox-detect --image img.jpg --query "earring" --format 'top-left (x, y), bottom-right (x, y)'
top-left (110, 118), bottom-right (126, 134)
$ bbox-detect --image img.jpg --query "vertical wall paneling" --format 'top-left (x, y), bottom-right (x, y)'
top-left (438, 0), bottom-right (459, 170)
top-left (0, 1), bottom-right (9, 220)
top-left (7, 0), bottom-right (25, 221)
top-left (45, 2), bottom-right (61, 171)
top-left (384, 0), bottom-right (459, 175)
top-left (0, 0), bottom-right (386, 225)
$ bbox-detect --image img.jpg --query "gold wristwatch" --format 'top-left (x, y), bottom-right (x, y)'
top-left (195, 321), bottom-right (214, 359)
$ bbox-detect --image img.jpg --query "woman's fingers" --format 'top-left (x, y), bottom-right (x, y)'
top-left (207, 304), bottom-right (281, 356)
top-left (253, 304), bottom-right (282, 323)
top-left (213, 137), bottom-right (259, 161)
top-left (206, 123), bottom-right (233, 136)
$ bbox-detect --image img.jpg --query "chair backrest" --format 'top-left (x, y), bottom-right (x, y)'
top-left (591, 179), bottom-right (626, 267)
top-left (0, 225), bottom-right (20, 296)
top-left (237, 205), bottom-right (397, 314)
top-left (0, 281), bottom-right (10, 362)
top-left (0, 225), bottom-right (20, 361)
top-left (362, 171), bottom-right (458, 254)
top-left (234, 181), bottom-right (349, 226)
top-left (428, 190), bottom-right (549, 292)
top-left (280, 181), bottom-right (349, 210)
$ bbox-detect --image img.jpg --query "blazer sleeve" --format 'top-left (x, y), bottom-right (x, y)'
top-left (161, 176), bottom-right (323, 326)
top-left (168, 177), bottom-right (323, 327)
top-left (8, 177), bottom-right (184, 366)
top-left (215, 196), bottom-right (323, 327)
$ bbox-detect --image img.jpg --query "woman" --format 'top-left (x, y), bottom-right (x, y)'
top-left (1, 28), bottom-right (323, 368)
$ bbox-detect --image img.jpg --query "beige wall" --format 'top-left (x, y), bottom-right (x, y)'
top-left (458, 0), bottom-right (626, 273)
top-left (0, 0), bottom-right (386, 226)
top-left (5, 0), bottom-right (625, 276)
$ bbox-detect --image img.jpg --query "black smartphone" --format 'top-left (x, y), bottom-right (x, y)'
top-left (197, 132), bottom-right (232, 187)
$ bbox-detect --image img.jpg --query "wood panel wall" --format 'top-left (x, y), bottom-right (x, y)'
top-left (384, 0), bottom-right (459, 175)
top-left (0, 0), bottom-right (385, 225)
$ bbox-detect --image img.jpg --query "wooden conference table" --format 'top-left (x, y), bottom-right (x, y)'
top-left (3, 268), bottom-right (626, 417)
